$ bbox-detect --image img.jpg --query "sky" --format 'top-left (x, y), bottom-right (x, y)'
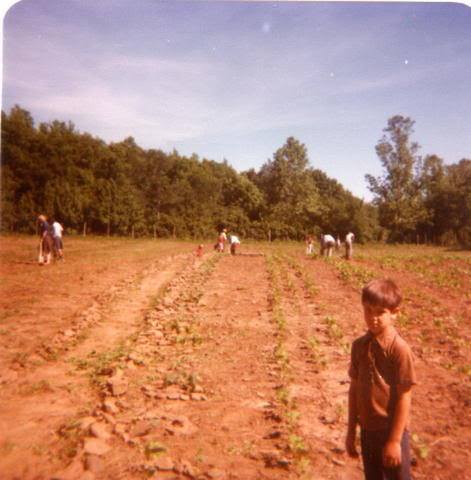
top-left (2, 0), bottom-right (471, 200)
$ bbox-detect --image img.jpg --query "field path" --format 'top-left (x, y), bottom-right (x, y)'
top-left (1, 240), bottom-right (469, 479)
top-left (0, 252), bottom-right (197, 479)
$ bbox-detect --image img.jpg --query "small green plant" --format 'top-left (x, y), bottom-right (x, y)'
top-left (276, 386), bottom-right (290, 406)
top-left (274, 343), bottom-right (290, 368)
top-left (57, 419), bottom-right (83, 460)
top-left (324, 316), bottom-right (344, 342)
top-left (145, 441), bottom-right (167, 460)
top-left (296, 457), bottom-right (311, 475)
top-left (411, 433), bottom-right (429, 460)
top-left (288, 434), bottom-right (308, 455)
top-left (19, 380), bottom-right (53, 396)
top-left (307, 336), bottom-right (327, 367)
top-left (194, 447), bottom-right (205, 463)
top-left (285, 409), bottom-right (301, 426)
top-left (397, 312), bottom-right (410, 328)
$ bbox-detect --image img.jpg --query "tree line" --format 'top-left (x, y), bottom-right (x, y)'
top-left (1, 106), bottom-right (469, 246)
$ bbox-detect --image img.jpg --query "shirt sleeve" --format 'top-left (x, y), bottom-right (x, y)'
top-left (348, 341), bottom-right (359, 380)
top-left (393, 341), bottom-right (417, 387)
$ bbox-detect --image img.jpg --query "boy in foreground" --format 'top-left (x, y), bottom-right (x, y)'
top-left (346, 279), bottom-right (416, 480)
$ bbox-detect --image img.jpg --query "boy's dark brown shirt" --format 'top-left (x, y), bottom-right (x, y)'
top-left (349, 326), bottom-right (416, 431)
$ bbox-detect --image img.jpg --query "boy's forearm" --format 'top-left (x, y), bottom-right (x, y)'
top-left (347, 382), bottom-right (358, 433)
top-left (388, 389), bottom-right (411, 442)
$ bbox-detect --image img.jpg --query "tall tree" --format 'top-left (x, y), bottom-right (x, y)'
top-left (257, 137), bottom-right (321, 238)
top-left (365, 115), bottom-right (426, 242)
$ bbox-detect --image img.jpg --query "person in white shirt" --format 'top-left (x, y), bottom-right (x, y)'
top-left (345, 232), bottom-right (355, 260)
top-left (51, 219), bottom-right (64, 260)
top-left (321, 234), bottom-right (336, 257)
top-left (229, 234), bottom-right (240, 255)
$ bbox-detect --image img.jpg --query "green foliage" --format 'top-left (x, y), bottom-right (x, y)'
top-left (366, 115), bottom-right (469, 247)
top-left (1, 106), bottom-right (375, 239)
top-left (366, 115), bottom-right (426, 242)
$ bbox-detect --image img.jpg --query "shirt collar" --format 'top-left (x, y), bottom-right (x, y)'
top-left (371, 325), bottom-right (397, 350)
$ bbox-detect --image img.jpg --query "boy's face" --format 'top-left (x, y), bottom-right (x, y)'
top-left (362, 302), bottom-right (398, 336)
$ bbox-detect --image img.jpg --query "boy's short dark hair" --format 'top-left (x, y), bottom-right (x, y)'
top-left (362, 278), bottom-right (402, 310)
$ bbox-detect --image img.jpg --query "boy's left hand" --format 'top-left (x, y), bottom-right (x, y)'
top-left (382, 440), bottom-right (401, 468)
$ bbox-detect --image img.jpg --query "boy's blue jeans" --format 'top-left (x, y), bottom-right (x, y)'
top-left (360, 429), bottom-right (411, 480)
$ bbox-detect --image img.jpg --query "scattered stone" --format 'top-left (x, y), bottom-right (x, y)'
top-left (78, 416), bottom-right (96, 431)
top-left (332, 458), bottom-right (345, 466)
top-left (90, 422), bottom-right (112, 440)
top-left (142, 386), bottom-right (157, 397)
top-left (63, 329), bottom-right (75, 338)
top-left (319, 415), bottom-right (335, 425)
top-left (108, 377), bottom-right (128, 396)
top-left (128, 352), bottom-right (144, 365)
top-left (206, 467), bottom-right (226, 479)
top-left (114, 423), bottom-right (127, 435)
top-left (264, 430), bottom-right (282, 439)
top-left (126, 360), bottom-right (137, 370)
top-left (50, 457), bottom-right (85, 479)
top-left (166, 415), bottom-right (198, 436)
top-left (193, 385), bottom-right (204, 393)
top-left (260, 450), bottom-right (290, 469)
top-left (84, 454), bottom-right (104, 474)
top-left (102, 398), bottom-right (119, 414)
top-left (131, 420), bottom-right (153, 437)
top-left (276, 457), bottom-right (291, 468)
top-left (79, 472), bottom-right (95, 480)
top-left (176, 460), bottom-right (196, 478)
top-left (83, 437), bottom-right (111, 456)
top-left (180, 393), bottom-right (190, 401)
top-left (153, 456), bottom-right (175, 471)
top-left (190, 393), bottom-right (207, 401)
top-left (101, 412), bottom-right (116, 425)
top-left (167, 392), bottom-right (181, 400)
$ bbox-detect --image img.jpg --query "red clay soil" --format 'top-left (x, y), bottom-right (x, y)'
top-left (0, 241), bottom-right (469, 479)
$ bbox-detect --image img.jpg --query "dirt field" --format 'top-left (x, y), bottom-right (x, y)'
top-left (0, 236), bottom-right (469, 479)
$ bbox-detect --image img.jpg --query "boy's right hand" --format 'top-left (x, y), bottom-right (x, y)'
top-left (345, 432), bottom-right (359, 458)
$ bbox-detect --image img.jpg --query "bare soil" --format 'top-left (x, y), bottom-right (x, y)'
top-left (0, 237), bottom-right (469, 479)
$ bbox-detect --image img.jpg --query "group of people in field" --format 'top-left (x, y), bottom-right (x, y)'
top-left (194, 228), bottom-right (241, 258)
top-left (37, 214), bottom-right (64, 265)
top-left (214, 228), bottom-right (241, 255)
top-left (305, 231), bottom-right (355, 259)
top-left (32, 215), bottom-right (416, 480)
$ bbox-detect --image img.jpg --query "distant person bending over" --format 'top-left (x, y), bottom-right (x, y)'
top-left (345, 232), bottom-right (355, 260)
top-left (320, 234), bottom-right (336, 257)
top-left (229, 234), bottom-right (240, 255)
top-left (37, 214), bottom-right (53, 265)
top-left (51, 218), bottom-right (65, 260)
top-left (305, 235), bottom-right (314, 255)
top-left (346, 278), bottom-right (416, 480)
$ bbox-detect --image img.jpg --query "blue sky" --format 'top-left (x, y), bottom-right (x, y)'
top-left (2, 1), bottom-right (471, 200)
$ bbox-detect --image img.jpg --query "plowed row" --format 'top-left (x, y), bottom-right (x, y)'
top-left (0, 237), bottom-right (469, 479)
